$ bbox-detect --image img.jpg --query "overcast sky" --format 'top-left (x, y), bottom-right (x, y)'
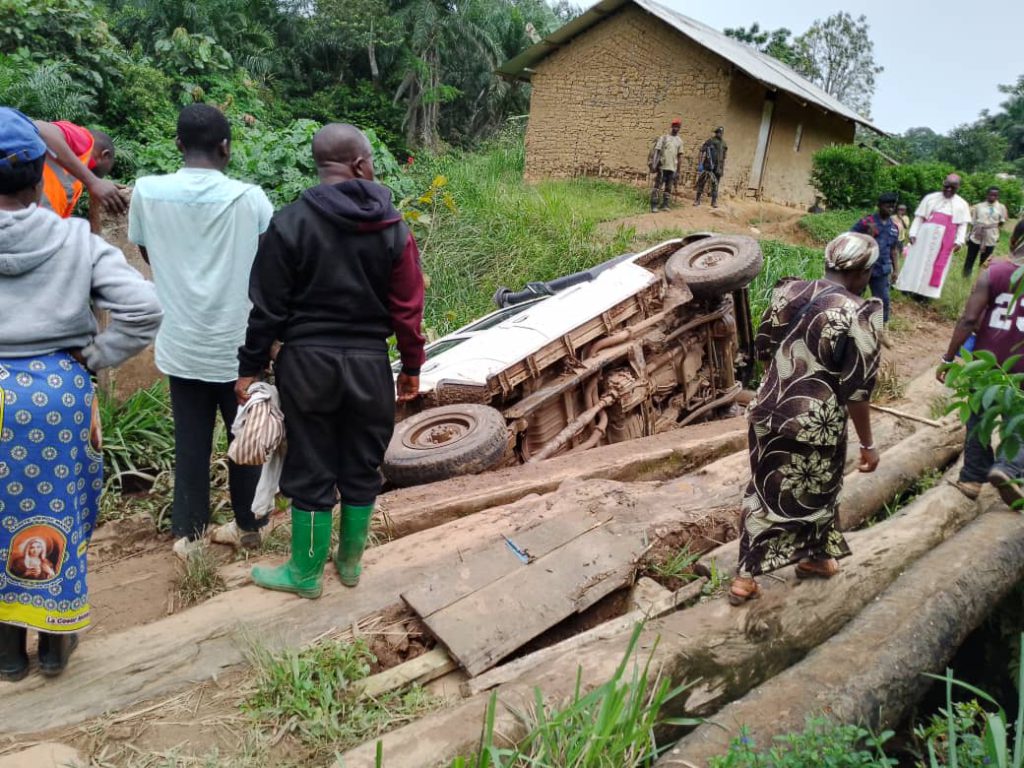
top-left (659, 0), bottom-right (1024, 135)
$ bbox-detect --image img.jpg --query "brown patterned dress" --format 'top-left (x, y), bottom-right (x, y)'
top-left (737, 278), bottom-right (883, 576)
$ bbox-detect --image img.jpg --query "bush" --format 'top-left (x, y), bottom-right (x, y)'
top-left (877, 161), bottom-right (953, 212)
top-left (123, 116), bottom-right (413, 208)
top-left (709, 717), bottom-right (897, 768)
top-left (812, 147), bottom-right (1024, 216)
top-left (811, 145), bottom-right (883, 209)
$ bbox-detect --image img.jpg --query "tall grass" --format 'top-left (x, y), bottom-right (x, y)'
top-left (749, 240), bottom-right (824, 322)
top-left (410, 138), bottom-right (644, 337)
top-left (799, 209), bottom-right (872, 245)
top-left (424, 625), bottom-right (697, 768)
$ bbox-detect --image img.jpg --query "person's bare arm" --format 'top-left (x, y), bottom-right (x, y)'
top-left (938, 269), bottom-right (990, 382)
top-left (33, 120), bottom-right (127, 215)
top-left (847, 400), bottom-right (878, 471)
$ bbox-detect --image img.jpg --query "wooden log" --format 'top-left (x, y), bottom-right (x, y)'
top-left (837, 416), bottom-right (962, 530)
top-left (360, 648), bottom-right (458, 699)
top-left (661, 499), bottom-right (1024, 767)
top-left (376, 418), bottom-right (748, 539)
top-left (337, 473), bottom-right (981, 768)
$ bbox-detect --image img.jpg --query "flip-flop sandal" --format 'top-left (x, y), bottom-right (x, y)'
top-left (728, 576), bottom-right (761, 606)
top-left (796, 558), bottom-right (839, 580)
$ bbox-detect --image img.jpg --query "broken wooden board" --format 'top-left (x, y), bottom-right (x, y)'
top-left (360, 648), bottom-right (457, 699)
top-left (402, 509), bottom-right (615, 619)
top-left (403, 520), bottom-right (646, 676)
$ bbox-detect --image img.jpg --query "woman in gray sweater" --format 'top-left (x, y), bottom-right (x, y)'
top-left (0, 108), bottom-right (161, 680)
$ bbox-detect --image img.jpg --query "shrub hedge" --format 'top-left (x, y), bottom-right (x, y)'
top-left (811, 146), bottom-right (1023, 215)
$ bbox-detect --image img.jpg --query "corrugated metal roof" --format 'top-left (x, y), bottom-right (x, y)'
top-left (497, 0), bottom-right (885, 134)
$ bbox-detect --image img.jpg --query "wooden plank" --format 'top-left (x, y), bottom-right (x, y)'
top-left (360, 648), bottom-right (457, 699)
top-left (462, 577), bottom-right (707, 697)
top-left (630, 576), bottom-right (674, 612)
top-left (400, 508), bottom-right (611, 618)
top-left (408, 524), bottom-right (646, 676)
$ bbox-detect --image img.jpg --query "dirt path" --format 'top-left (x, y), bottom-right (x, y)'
top-left (600, 197), bottom-right (818, 246)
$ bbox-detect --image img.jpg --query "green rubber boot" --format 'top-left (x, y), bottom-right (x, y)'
top-left (334, 504), bottom-right (374, 587)
top-left (251, 508), bottom-right (332, 599)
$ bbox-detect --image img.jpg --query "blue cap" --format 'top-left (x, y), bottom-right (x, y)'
top-left (0, 108), bottom-right (47, 169)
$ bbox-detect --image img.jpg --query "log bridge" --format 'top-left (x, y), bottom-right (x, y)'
top-left (1, 371), bottom-right (1012, 768)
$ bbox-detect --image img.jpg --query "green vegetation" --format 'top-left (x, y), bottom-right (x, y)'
top-left (0, 0), bottom-right (575, 199)
top-left (412, 136), bottom-right (643, 336)
top-left (436, 625), bottom-right (697, 767)
top-left (918, 634), bottom-right (1024, 767)
top-left (648, 547), bottom-right (701, 582)
top-left (810, 146), bottom-right (1024, 213)
top-left (174, 543), bottom-right (226, 607)
top-left (748, 240), bottom-right (824, 321)
top-left (98, 381), bottom-right (175, 492)
top-left (799, 208), bottom-right (872, 245)
top-left (709, 718), bottom-right (897, 767)
top-left (245, 636), bottom-right (438, 759)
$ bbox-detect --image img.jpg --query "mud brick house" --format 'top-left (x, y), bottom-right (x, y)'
top-left (498, 0), bottom-right (883, 207)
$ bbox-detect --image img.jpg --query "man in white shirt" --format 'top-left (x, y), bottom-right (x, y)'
top-left (128, 104), bottom-right (274, 558)
top-left (963, 186), bottom-right (1009, 278)
top-left (895, 174), bottom-right (971, 300)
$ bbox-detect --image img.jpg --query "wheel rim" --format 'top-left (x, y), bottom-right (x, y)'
top-left (686, 242), bottom-right (737, 270)
top-left (403, 413), bottom-right (479, 451)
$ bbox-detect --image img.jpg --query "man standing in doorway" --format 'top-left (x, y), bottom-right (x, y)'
top-left (649, 118), bottom-right (683, 213)
top-left (963, 186), bottom-right (1008, 278)
top-left (851, 192), bottom-right (901, 333)
top-left (938, 220), bottom-right (1024, 504)
top-left (694, 126), bottom-right (727, 208)
top-left (33, 119), bottom-right (126, 223)
top-left (895, 173), bottom-right (970, 300)
top-left (129, 104), bottom-right (273, 559)
top-left (237, 123), bottom-right (425, 599)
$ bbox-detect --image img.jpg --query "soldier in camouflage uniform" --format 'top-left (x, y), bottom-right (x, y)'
top-left (694, 127), bottom-right (727, 208)
top-left (648, 118), bottom-right (683, 212)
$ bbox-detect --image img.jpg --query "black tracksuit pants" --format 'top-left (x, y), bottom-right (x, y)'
top-left (168, 377), bottom-right (263, 540)
top-left (275, 345), bottom-right (395, 511)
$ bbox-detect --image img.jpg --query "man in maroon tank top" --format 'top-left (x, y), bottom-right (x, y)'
top-left (939, 220), bottom-right (1024, 505)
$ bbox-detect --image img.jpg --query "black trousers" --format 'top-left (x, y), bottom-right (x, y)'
top-left (168, 376), bottom-right (262, 540)
top-left (694, 170), bottom-right (720, 204)
top-left (960, 411), bottom-right (1024, 483)
top-left (963, 240), bottom-right (995, 277)
top-left (650, 170), bottom-right (676, 210)
top-left (276, 345), bottom-right (395, 511)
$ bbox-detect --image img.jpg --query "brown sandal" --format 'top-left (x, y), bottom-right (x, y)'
top-left (795, 558), bottom-right (840, 579)
top-left (728, 576), bottom-right (761, 606)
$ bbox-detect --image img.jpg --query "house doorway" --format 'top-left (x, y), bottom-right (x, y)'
top-left (748, 93), bottom-right (776, 198)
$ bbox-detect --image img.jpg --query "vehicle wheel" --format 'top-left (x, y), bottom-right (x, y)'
top-left (665, 235), bottom-right (763, 299)
top-left (383, 404), bottom-right (510, 487)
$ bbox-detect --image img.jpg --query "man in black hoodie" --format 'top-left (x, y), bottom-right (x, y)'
top-left (236, 123), bottom-right (425, 599)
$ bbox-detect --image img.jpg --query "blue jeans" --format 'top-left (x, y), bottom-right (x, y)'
top-left (960, 411), bottom-right (1024, 483)
top-left (869, 272), bottom-right (891, 323)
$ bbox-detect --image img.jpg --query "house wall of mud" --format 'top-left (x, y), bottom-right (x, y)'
top-left (523, 5), bottom-right (731, 191)
top-left (522, 5), bottom-right (857, 207)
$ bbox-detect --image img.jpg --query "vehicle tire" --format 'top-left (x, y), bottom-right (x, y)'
top-left (383, 404), bottom-right (510, 487)
top-left (665, 235), bottom-right (763, 298)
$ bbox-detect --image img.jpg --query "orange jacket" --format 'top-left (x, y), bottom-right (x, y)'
top-left (40, 130), bottom-right (94, 218)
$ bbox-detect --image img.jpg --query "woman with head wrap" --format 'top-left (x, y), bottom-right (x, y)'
top-left (729, 232), bottom-right (884, 605)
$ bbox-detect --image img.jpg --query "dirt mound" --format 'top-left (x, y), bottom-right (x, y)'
top-left (600, 196), bottom-right (818, 246)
